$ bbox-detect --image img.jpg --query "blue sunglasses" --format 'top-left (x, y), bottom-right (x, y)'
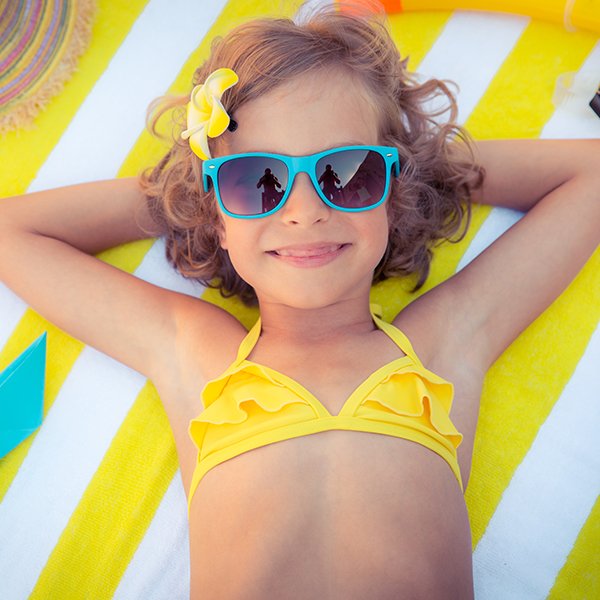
top-left (202, 145), bottom-right (401, 219)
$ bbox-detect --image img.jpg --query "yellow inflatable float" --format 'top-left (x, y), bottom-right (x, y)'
top-left (371, 0), bottom-right (600, 34)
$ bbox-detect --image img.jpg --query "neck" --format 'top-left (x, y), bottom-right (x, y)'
top-left (255, 296), bottom-right (377, 346)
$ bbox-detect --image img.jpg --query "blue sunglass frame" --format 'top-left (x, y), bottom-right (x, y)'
top-left (202, 145), bottom-right (401, 219)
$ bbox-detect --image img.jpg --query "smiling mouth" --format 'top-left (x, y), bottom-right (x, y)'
top-left (267, 244), bottom-right (348, 257)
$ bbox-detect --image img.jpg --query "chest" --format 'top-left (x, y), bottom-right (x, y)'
top-left (247, 335), bottom-right (408, 416)
top-left (264, 362), bottom-right (387, 416)
top-left (158, 322), bottom-right (479, 495)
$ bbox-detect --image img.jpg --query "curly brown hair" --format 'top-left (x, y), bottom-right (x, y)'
top-left (140, 4), bottom-right (485, 306)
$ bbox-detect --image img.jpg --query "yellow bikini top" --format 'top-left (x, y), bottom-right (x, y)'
top-left (187, 305), bottom-right (463, 512)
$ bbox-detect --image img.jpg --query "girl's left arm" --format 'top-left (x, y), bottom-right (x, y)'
top-left (433, 138), bottom-right (600, 373)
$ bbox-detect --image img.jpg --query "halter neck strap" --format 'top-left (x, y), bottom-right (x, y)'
top-left (233, 303), bottom-right (422, 366)
top-left (234, 317), bottom-right (262, 364)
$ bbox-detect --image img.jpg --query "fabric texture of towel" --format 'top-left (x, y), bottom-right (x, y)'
top-left (0, 0), bottom-right (598, 598)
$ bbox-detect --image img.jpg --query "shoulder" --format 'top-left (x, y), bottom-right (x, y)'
top-left (392, 285), bottom-right (486, 386)
top-left (151, 295), bottom-right (249, 409)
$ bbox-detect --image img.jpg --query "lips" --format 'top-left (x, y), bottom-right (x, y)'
top-left (266, 242), bottom-right (349, 267)
top-left (269, 243), bottom-right (345, 257)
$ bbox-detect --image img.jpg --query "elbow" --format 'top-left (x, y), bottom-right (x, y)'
top-left (0, 196), bottom-right (30, 239)
top-left (0, 196), bottom-right (18, 233)
top-left (575, 139), bottom-right (600, 180)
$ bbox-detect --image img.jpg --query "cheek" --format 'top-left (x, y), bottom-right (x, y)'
top-left (375, 230), bottom-right (389, 267)
top-left (218, 221), bottom-right (260, 280)
top-left (220, 221), bottom-right (239, 257)
top-left (219, 212), bottom-right (245, 252)
top-left (221, 241), bottom-right (253, 286)
top-left (368, 211), bottom-right (390, 259)
top-left (216, 214), bottom-right (228, 250)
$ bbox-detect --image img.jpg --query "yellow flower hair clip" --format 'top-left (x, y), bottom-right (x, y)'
top-left (181, 67), bottom-right (239, 160)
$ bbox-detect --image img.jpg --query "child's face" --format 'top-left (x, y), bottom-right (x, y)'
top-left (216, 68), bottom-right (389, 310)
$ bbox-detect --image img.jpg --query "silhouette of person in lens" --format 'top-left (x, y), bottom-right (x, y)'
top-left (318, 164), bottom-right (341, 200)
top-left (256, 168), bottom-right (283, 212)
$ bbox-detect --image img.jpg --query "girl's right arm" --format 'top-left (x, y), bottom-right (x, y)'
top-left (0, 178), bottom-right (246, 397)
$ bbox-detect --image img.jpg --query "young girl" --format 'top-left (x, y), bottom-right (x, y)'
top-left (0, 6), bottom-right (598, 599)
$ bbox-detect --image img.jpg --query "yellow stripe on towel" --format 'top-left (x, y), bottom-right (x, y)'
top-left (461, 21), bottom-right (599, 546)
top-left (466, 20), bottom-right (598, 140)
top-left (2, 0), bottom-right (291, 513)
top-left (119, 0), bottom-right (303, 336)
top-left (30, 381), bottom-right (176, 599)
top-left (372, 11), bottom-right (492, 322)
top-left (387, 11), bottom-right (452, 70)
top-left (25, 2), bottom-right (305, 597)
top-left (468, 249), bottom-right (600, 544)
top-left (0, 316), bottom-right (83, 502)
top-left (120, 0), bottom-right (302, 179)
top-left (371, 14), bottom-right (600, 572)
top-left (549, 495), bottom-right (600, 599)
top-left (0, 239), bottom-right (153, 505)
top-left (0, 0), bottom-right (151, 198)
top-left (0, 0), bottom-right (153, 507)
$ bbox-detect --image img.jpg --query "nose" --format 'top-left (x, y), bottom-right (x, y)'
top-left (278, 173), bottom-right (330, 225)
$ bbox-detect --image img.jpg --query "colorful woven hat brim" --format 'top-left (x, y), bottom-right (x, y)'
top-left (0, 0), bottom-right (96, 134)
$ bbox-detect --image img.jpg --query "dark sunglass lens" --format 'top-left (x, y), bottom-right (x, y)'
top-left (316, 149), bottom-right (386, 209)
top-left (218, 157), bottom-right (288, 216)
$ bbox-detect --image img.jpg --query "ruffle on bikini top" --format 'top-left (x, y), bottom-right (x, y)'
top-left (189, 358), bottom-right (463, 459)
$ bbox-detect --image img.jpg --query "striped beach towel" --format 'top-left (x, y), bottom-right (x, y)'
top-left (0, 1), bottom-right (598, 598)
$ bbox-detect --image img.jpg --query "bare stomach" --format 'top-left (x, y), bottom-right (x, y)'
top-left (188, 430), bottom-right (474, 600)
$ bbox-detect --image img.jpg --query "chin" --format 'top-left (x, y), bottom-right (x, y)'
top-left (262, 281), bottom-right (365, 311)
top-left (264, 293), bottom-right (326, 310)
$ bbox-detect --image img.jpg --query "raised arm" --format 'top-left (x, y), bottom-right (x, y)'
top-left (401, 138), bottom-right (600, 375)
top-left (468, 138), bottom-right (599, 212)
top-left (0, 178), bottom-right (245, 395)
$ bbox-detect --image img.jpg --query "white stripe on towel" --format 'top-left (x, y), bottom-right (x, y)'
top-left (0, 242), bottom-right (205, 596)
top-left (541, 41), bottom-right (600, 139)
top-left (0, 0), bottom-right (223, 343)
top-left (0, 346), bottom-right (147, 598)
top-left (419, 10), bottom-right (528, 273)
top-left (135, 238), bottom-right (205, 297)
top-left (0, 2), bottom-right (223, 592)
top-left (473, 323), bottom-right (600, 599)
top-left (1, 5), bottom-right (598, 598)
top-left (0, 243), bottom-right (205, 595)
top-left (0, 283), bottom-right (27, 349)
top-left (457, 207), bottom-right (524, 270)
top-left (114, 472), bottom-right (190, 600)
top-left (415, 11), bottom-right (529, 126)
top-left (28, 0), bottom-right (230, 191)
top-left (468, 46), bottom-right (600, 597)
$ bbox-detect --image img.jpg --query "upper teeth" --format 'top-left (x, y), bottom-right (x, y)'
top-left (276, 245), bottom-right (342, 257)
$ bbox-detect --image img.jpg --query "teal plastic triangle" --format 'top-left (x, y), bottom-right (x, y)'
top-left (0, 332), bottom-right (47, 458)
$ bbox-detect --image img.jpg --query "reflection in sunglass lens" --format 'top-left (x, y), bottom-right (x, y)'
top-left (218, 156), bottom-right (289, 216)
top-left (316, 149), bottom-right (386, 209)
